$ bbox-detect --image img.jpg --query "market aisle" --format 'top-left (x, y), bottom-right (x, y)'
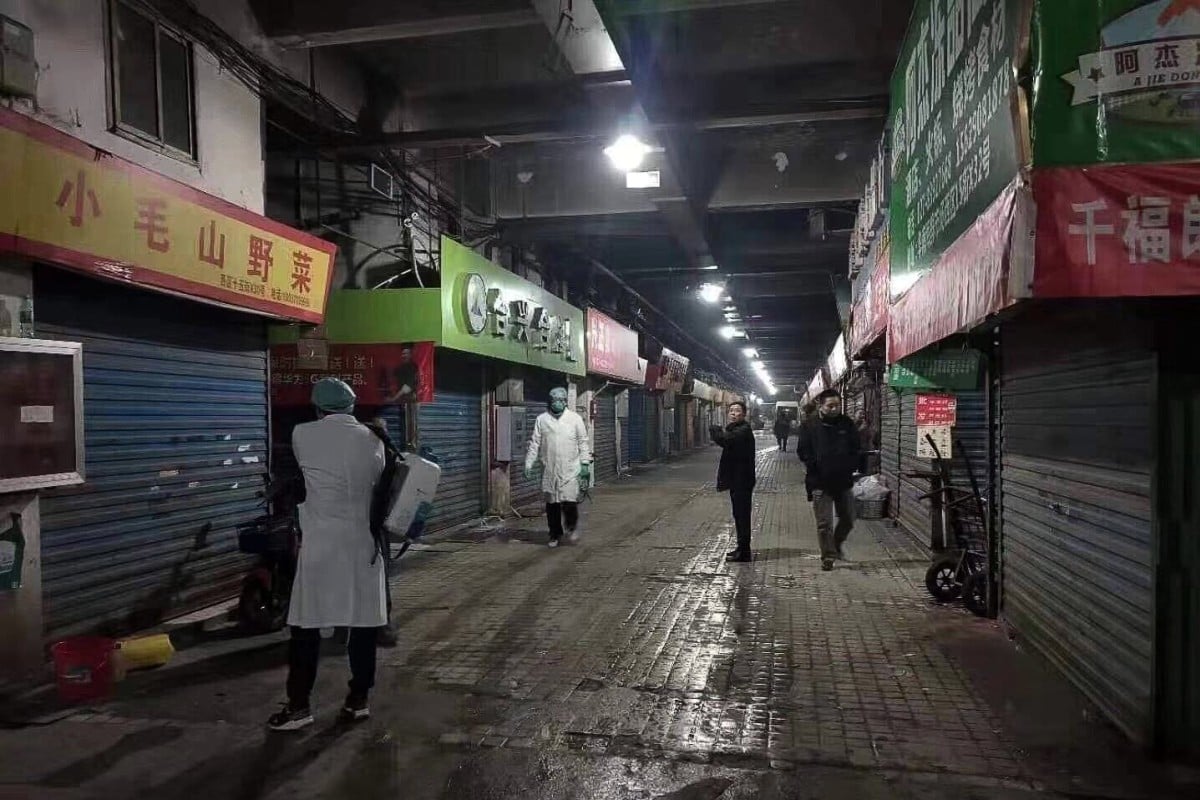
top-left (0, 435), bottom-right (1189, 800)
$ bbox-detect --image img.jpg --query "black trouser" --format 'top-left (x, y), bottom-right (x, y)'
top-left (775, 435), bottom-right (788, 451)
top-left (286, 626), bottom-right (378, 708)
top-left (546, 502), bottom-right (579, 541)
top-left (729, 489), bottom-right (753, 552)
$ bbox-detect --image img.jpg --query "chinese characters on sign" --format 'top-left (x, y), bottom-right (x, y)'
top-left (917, 425), bottom-right (954, 459)
top-left (586, 308), bottom-right (641, 383)
top-left (654, 349), bottom-right (690, 392)
top-left (889, 0), bottom-right (1020, 297)
top-left (0, 106), bottom-right (335, 323)
top-left (887, 349), bottom-right (981, 389)
top-left (915, 392), bottom-right (958, 426)
top-left (269, 343), bottom-right (435, 406)
top-left (1035, 162), bottom-right (1200, 297)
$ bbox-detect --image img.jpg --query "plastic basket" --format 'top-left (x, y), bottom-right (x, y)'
top-left (51, 637), bottom-right (116, 705)
top-left (855, 497), bottom-right (887, 520)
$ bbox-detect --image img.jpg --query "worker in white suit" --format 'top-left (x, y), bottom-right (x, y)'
top-left (269, 378), bottom-right (386, 732)
top-left (525, 387), bottom-right (592, 547)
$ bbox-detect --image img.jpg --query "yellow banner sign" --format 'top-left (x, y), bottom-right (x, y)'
top-left (0, 108), bottom-right (335, 322)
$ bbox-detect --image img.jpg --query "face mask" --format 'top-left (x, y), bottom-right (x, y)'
top-left (550, 400), bottom-right (567, 415)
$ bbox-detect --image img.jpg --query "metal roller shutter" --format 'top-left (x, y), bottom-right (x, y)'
top-left (1001, 311), bottom-right (1155, 743)
top-left (510, 401), bottom-right (545, 510)
top-left (628, 388), bottom-right (647, 462)
top-left (35, 269), bottom-right (266, 639)
top-left (618, 394), bottom-right (631, 470)
top-left (419, 354), bottom-right (484, 531)
top-left (880, 385), bottom-right (988, 552)
top-left (593, 393), bottom-right (617, 484)
top-left (647, 393), bottom-right (661, 460)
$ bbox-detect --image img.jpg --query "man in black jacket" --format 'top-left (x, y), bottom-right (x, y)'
top-left (710, 401), bottom-right (756, 563)
top-left (798, 389), bottom-right (860, 571)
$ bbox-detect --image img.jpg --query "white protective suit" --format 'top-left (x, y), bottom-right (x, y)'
top-left (288, 413), bottom-right (387, 629)
top-left (525, 408), bottom-right (592, 503)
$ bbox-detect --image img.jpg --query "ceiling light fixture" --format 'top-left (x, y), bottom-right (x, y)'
top-left (698, 282), bottom-right (724, 304)
top-left (718, 325), bottom-right (736, 339)
top-left (604, 134), bottom-right (652, 172)
top-left (742, 347), bottom-right (758, 358)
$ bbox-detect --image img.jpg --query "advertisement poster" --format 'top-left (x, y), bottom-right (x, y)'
top-left (888, 0), bottom-right (1022, 298)
top-left (1032, 0), bottom-right (1200, 166)
top-left (887, 349), bottom-right (981, 390)
top-left (849, 245), bottom-right (890, 356)
top-left (654, 348), bottom-right (690, 392)
top-left (270, 343), bottom-right (434, 406)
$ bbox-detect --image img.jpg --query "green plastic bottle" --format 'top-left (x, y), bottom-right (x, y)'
top-left (0, 513), bottom-right (26, 591)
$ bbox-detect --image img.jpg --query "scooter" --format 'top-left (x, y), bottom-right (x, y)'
top-left (236, 477), bottom-right (301, 634)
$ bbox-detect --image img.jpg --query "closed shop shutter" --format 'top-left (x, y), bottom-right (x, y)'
top-left (1001, 310), bottom-right (1155, 743)
top-left (646, 393), bottom-right (661, 461)
top-left (593, 392), bottom-right (618, 484)
top-left (509, 370), bottom-right (561, 511)
top-left (628, 388), bottom-right (647, 462)
top-left (35, 269), bottom-right (266, 639)
top-left (881, 383), bottom-right (989, 551)
top-left (419, 353), bottom-right (484, 531)
top-left (618, 394), bottom-right (631, 470)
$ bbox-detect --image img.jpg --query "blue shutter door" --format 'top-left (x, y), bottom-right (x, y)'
top-left (35, 268), bottom-right (266, 639)
top-left (418, 353), bottom-right (484, 531)
top-left (628, 388), bottom-right (647, 462)
top-left (593, 393), bottom-right (617, 484)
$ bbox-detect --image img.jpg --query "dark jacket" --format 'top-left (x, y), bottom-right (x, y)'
top-left (772, 418), bottom-right (791, 437)
top-left (710, 420), bottom-right (756, 492)
top-left (798, 413), bottom-right (860, 494)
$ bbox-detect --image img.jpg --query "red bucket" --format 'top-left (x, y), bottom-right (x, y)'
top-left (51, 637), bottom-right (116, 705)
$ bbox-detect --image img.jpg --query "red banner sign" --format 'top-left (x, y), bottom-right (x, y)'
top-left (889, 181), bottom-right (1019, 363)
top-left (586, 308), bottom-right (641, 382)
top-left (915, 393), bottom-right (958, 427)
top-left (654, 348), bottom-right (690, 392)
top-left (849, 247), bottom-right (890, 356)
top-left (270, 343), bottom-right (434, 406)
top-left (1034, 162), bottom-right (1200, 298)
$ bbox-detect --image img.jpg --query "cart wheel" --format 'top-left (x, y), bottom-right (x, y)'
top-left (925, 558), bottom-right (962, 601)
top-left (963, 571), bottom-right (989, 617)
top-left (238, 580), bottom-right (283, 634)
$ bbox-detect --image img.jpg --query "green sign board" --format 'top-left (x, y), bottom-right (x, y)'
top-left (887, 348), bottom-right (982, 390)
top-left (889, 0), bottom-right (1021, 297)
top-left (1032, 0), bottom-right (1200, 166)
top-left (268, 288), bottom-right (443, 345)
top-left (440, 237), bottom-right (586, 376)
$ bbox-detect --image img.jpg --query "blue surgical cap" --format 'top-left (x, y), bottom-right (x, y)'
top-left (312, 377), bottom-right (356, 413)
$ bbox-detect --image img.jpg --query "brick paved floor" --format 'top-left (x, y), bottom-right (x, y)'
top-left (0, 435), bottom-right (1192, 799)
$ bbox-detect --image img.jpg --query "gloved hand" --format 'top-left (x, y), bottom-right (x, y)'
top-left (579, 463), bottom-right (591, 482)
top-left (524, 465), bottom-right (535, 480)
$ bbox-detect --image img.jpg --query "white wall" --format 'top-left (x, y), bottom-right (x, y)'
top-left (0, 1), bottom-right (371, 216)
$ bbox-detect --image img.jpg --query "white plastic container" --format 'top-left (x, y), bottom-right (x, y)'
top-left (383, 454), bottom-right (442, 537)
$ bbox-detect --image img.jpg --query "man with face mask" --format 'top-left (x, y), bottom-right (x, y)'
top-left (798, 389), bottom-right (861, 571)
top-left (525, 387), bottom-right (592, 547)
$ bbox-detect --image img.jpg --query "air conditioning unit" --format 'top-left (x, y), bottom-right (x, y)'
top-left (0, 16), bottom-right (35, 99)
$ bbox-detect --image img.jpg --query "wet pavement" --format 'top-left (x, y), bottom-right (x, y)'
top-left (1, 435), bottom-right (1194, 799)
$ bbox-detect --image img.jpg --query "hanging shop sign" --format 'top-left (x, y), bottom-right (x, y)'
top-left (269, 342), bottom-right (435, 406)
top-left (586, 308), bottom-right (641, 382)
top-left (915, 392), bottom-right (959, 426)
top-left (654, 348), bottom-right (690, 392)
top-left (0, 108), bottom-right (335, 323)
top-left (887, 348), bottom-right (981, 390)
top-left (888, 0), bottom-right (1022, 300)
top-left (442, 237), bottom-right (585, 376)
top-left (1031, 0), bottom-right (1200, 167)
top-left (826, 332), bottom-right (850, 384)
top-left (917, 425), bottom-right (954, 459)
top-left (849, 244), bottom-right (891, 356)
top-left (807, 369), bottom-right (827, 400)
top-left (1034, 162), bottom-right (1200, 297)
top-left (888, 181), bottom-right (1020, 363)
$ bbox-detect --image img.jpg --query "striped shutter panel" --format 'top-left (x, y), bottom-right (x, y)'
top-left (418, 354), bottom-right (484, 531)
top-left (592, 393), bottom-right (618, 484)
top-left (34, 268), bottom-right (266, 639)
top-left (628, 388), bottom-right (647, 462)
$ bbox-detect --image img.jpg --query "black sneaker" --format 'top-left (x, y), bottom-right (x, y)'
top-left (821, 559), bottom-right (834, 571)
top-left (726, 549), bottom-right (742, 559)
top-left (338, 694), bottom-right (370, 723)
top-left (268, 704), bottom-right (314, 732)
top-left (836, 545), bottom-right (846, 561)
top-left (726, 550), bottom-right (752, 563)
